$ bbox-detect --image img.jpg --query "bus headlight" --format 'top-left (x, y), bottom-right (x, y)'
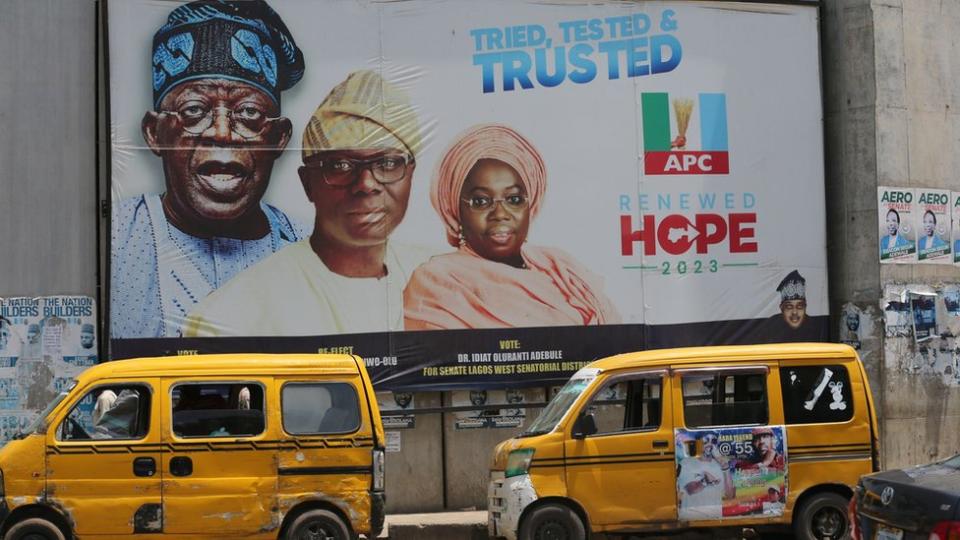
top-left (505, 449), bottom-right (535, 478)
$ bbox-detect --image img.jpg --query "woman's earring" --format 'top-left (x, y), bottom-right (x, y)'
top-left (458, 226), bottom-right (466, 247)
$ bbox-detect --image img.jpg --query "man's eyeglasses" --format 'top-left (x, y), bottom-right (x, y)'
top-left (162, 102), bottom-right (278, 140)
top-left (701, 436), bottom-right (718, 444)
top-left (461, 194), bottom-right (529, 212)
top-left (303, 155), bottom-right (413, 187)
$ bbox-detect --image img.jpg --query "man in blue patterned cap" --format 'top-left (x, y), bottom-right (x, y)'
top-left (111, 0), bottom-right (306, 338)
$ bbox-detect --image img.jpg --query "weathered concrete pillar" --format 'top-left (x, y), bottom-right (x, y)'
top-left (823, 0), bottom-right (960, 469)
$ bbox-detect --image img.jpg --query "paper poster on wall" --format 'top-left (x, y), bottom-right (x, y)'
top-left (878, 187), bottom-right (916, 263)
top-left (377, 391), bottom-right (416, 429)
top-left (883, 283), bottom-right (960, 385)
top-left (953, 192), bottom-right (960, 264)
top-left (883, 286), bottom-right (912, 337)
top-left (453, 389), bottom-right (529, 429)
top-left (943, 286), bottom-right (960, 318)
top-left (915, 189), bottom-right (952, 263)
top-left (839, 305), bottom-right (862, 350)
top-left (386, 431), bottom-right (402, 453)
top-left (675, 426), bottom-right (787, 520)
top-left (0, 296), bottom-right (99, 445)
top-left (911, 292), bottom-right (938, 342)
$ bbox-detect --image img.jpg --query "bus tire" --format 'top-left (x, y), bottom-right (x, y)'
top-left (285, 509), bottom-right (351, 540)
top-left (4, 518), bottom-right (67, 540)
top-left (793, 492), bottom-right (851, 540)
top-left (519, 504), bottom-right (586, 540)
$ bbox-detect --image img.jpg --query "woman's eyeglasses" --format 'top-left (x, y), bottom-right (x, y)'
top-left (303, 155), bottom-right (413, 187)
top-left (461, 194), bottom-right (529, 212)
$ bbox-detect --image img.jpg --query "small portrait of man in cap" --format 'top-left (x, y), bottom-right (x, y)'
top-left (840, 307), bottom-right (861, 349)
top-left (393, 392), bottom-right (413, 410)
top-left (185, 70), bottom-right (434, 337)
top-left (741, 427), bottom-right (784, 472)
top-left (0, 317), bottom-right (19, 356)
top-left (26, 324), bottom-right (40, 345)
top-left (504, 389), bottom-right (524, 417)
top-left (469, 390), bottom-right (488, 407)
top-left (79, 323), bottom-right (95, 350)
top-left (777, 270), bottom-right (808, 331)
top-left (757, 270), bottom-right (823, 342)
top-left (111, 0), bottom-right (307, 339)
top-left (21, 323), bottom-right (42, 359)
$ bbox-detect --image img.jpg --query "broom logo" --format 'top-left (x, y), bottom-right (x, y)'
top-left (671, 98), bottom-right (694, 150)
top-left (641, 92), bottom-right (730, 175)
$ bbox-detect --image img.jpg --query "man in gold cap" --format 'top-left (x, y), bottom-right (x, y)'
top-left (184, 70), bottom-right (432, 336)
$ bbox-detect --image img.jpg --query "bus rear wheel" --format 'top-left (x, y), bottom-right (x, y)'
top-left (794, 492), bottom-right (851, 540)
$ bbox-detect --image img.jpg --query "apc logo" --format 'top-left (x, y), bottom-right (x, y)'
top-left (641, 92), bottom-right (729, 175)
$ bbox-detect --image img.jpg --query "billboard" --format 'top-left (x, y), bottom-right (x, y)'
top-left (108, 0), bottom-right (827, 390)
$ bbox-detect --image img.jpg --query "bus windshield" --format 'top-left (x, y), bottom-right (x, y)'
top-left (520, 370), bottom-right (599, 437)
top-left (18, 391), bottom-right (70, 438)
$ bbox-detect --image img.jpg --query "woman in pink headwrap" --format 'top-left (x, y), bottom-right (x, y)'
top-left (403, 124), bottom-right (620, 330)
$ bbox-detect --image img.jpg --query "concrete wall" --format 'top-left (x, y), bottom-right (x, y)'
top-left (823, 0), bottom-right (960, 469)
top-left (821, 0), bottom-right (884, 415)
top-left (385, 392), bottom-right (445, 513)
top-left (384, 389), bottom-right (544, 512)
top-left (443, 389), bottom-right (544, 510)
top-left (0, 1), bottom-right (97, 298)
top-left (873, 1), bottom-right (960, 468)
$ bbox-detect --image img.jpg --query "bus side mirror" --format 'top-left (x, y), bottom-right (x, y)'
top-left (572, 412), bottom-right (597, 439)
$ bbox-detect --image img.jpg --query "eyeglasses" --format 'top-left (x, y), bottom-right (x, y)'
top-left (461, 194), bottom-right (529, 212)
top-left (303, 155), bottom-right (413, 187)
top-left (161, 102), bottom-right (278, 140)
top-left (701, 436), bottom-right (718, 444)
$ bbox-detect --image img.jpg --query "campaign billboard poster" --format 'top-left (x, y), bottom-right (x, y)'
top-left (675, 426), bottom-right (787, 521)
top-left (878, 187), bottom-right (917, 264)
top-left (107, 0), bottom-right (827, 390)
top-left (915, 188), bottom-right (951, 264)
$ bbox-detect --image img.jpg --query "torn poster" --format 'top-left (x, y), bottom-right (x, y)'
top-left (0, 296), bottom-right (98, 445)
top-left (911, 292), bottom-right (938, 342)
